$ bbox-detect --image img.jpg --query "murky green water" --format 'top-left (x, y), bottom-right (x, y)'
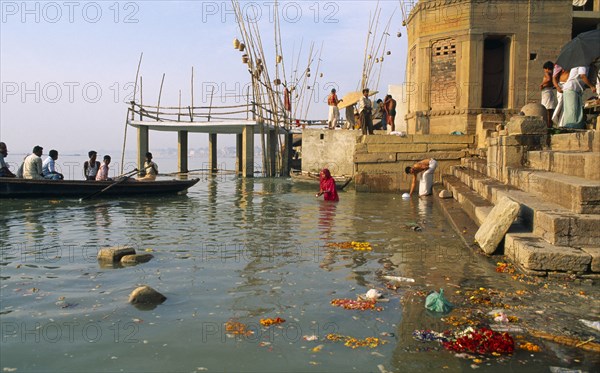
top-left (1, 169), bottom-right (598, 372)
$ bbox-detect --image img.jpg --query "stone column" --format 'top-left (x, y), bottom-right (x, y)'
top-left (242, 125), bottom-right (254, 177)
top-left (209, 133), bottom-right (217, 173)
top-left (235, 133), bottom-right (243, 175)
top-left (137, 126), bottom-right (149, 171)
top-left (282, 131), bottom-right (293, 176)
top-left (267, 129), bottom-right (277, 177)
top-left (178, 130), bottom-right (188, 174)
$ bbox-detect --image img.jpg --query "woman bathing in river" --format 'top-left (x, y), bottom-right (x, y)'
top-left (316, 168), bottom-right (339, 202)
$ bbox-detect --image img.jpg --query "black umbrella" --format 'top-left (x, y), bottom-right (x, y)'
top-left (555, 29), bottom-right (600, 71)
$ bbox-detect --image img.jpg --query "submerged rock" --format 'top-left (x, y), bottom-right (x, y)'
top-left (97, 246), bottom-right (136, 262)
top-left (128, 285), bottom-right (166, 307)
top-left (121, 254), bottom-right (154, 265)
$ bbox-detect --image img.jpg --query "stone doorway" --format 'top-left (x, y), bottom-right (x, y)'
top-left (482, 36), bottom-right (510, 109)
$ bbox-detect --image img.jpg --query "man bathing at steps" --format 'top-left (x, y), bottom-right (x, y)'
top-left (405, 158), bottom-right (438, 197)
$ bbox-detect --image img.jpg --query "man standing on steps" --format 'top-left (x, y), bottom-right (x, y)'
top-left (357, 88), bottom-right (373, 135)
top-left (327, 88), bottom-right (342, 129)
top-left (405, 158), bottom-right (438, 197)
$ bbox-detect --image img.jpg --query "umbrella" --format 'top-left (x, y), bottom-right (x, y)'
top-left (338, 90), bottom-right (379, 109)
top-left (555, 29), bottom-right (600, 71)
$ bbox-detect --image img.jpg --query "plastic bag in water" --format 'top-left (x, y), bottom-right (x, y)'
top-left (425, 288), bottom-right (453, 313)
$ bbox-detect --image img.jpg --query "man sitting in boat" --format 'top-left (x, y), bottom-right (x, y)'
top-left (42, 150), bottom-right (64, 180)
top-left (137, 152), bottom-right (158, 181)
top-left (84, 150), bottom-right (101, 180)
top-left (23, 145), bottom-right (44, 180)
top-left (0, 142), bottom-right (16, 177)
top-left (95, 155), bottom-right (112, 181)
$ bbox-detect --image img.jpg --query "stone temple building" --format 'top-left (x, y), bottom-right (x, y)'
top-left (403, 0), bottom-right (600, 136)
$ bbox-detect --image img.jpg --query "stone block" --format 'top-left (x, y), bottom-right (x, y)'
top-left (354, 172), bottom-right (404, 193)
top-left (97, 246), bottom-right (136, 262)
top-left (427, 143), bottom-right (468, 151)
top-left (580, 247), bottom-right (600, 272)
top-left (475, 196), bottom-right (520, 255)
top-left (354, 153), bottom-right (396, 163)
top-left (128, 285), bottom-right (166, 306)
top-left (506, 116), bottom-right (547, 135)
top-left (368, 144), bottom-right (428, 153)
top-left (505, 233), bottom-right (591, 272)
top-left (121, 254), bottom-right (154, 265)
top-left (520, 103), bottom-right (547, 119)
top-left (363, 135), bottom-right (414, 144)
top-left (412, 134), bottom-right (475, 144)
top-left (395, 151), bottom-right (467, 161)
top-left (438, 190), bottom-right (453, 199)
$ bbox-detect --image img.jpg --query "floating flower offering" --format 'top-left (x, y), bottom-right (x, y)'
top-left (260, 317), bottom-right (285, 326)
top-left (442, 327), bottom-right (514, 355)
top-left (326, 241), bottom-right (373, 251)
top-left (518, 342), bottom-right (541, 352)
top-left (496, 262), bottom-right (515, 274)
top-left (326, 333), bottom-right (386, 349)
top-left (331, 298), bottom-right (383, 311)
top-left (224, 320), bottom-right (254, 336)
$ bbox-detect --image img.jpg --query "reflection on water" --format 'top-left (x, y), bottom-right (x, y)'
top-left (0, 176), bottom-right (598, 372)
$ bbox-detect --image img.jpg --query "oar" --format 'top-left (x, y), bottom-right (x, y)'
top-left (79, 168), bottom-right (139, 201)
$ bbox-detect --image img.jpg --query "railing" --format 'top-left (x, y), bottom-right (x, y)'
top-left (127, 101), bottom-right (293, 129)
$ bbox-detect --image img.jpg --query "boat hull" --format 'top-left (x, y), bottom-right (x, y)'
top-left (290, 171), bottom-right (351, 185)
top-left (0, 178), bottom-right (200, 198)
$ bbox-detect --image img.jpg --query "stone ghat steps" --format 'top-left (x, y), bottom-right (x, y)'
top-left (527, 150), bottom-right (600, 181)
top-left (506, 167), bottom-right (600, 214)
top-left (451, 166), bottom-right (600, 247)
top-left (550, 130), bottom-right (599, 152)
top-left (442, 170), bottom-right (600, 276)
top-left (505, 232), bottom-right (599, 278)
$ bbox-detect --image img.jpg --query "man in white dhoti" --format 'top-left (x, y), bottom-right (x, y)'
top-left (405, 158), bottom-right (438, 197)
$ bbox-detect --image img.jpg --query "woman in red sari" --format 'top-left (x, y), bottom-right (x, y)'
top-left (316, 168), bottom-right (339, 202)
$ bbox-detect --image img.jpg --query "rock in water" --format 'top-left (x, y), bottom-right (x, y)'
top-left (97, 246), bottom-right (136, 262)
top-left (121, 254), bottom-right (154, 265)
top-left (438, 190), bottom-right (453, 199)
top-left (475, 196), bottom-right (520, 255)
top-left (128, 286), bottom-right (166, 306)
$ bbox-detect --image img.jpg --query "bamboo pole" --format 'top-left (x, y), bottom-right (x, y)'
top-left (121, 52), bottom-right (143, 174)
top-left (156, 73), bottom-right (165, 121)
top-left (178, 90), bottom-right (182, 121)
top-left (190, 66), bottom-right (194, 122)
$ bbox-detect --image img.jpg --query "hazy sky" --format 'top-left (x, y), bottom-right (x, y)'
top-left (1, 0), bottom-right (409, 154)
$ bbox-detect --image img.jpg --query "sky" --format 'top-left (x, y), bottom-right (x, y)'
top-left (1, 0), bottom-right (410, 155)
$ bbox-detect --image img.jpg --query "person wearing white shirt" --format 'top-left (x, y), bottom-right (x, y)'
top-left (42, 149), bottom-right (64, 180)
top-left (562, 65), bottom-right (596, 128)
top-left (357, 88), bottom-right (373, 135)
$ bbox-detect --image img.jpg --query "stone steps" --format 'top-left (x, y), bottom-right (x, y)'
top-left (441, 168), bottom-right (600, 276)
top-left (506, 167), bottom-right (600, 214)
top-left (451, 166), bottom-right (600, 247)
top-left (442, 174), bottom-right (493, 225)
top-left (527, 151), bottom-right (600, 180)
top-left (550, 130), bottom-right (599, 152)
top-left (461, 157), bottom-right (488, 175)
top-left (504, 232), bottom-right (598, 277)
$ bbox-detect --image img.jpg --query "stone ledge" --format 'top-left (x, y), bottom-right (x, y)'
top-left (505, 233), bottom-right (592, 272)
top-left (581, 247), bottom-right (600, 273)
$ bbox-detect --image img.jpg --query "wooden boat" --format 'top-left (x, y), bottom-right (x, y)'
top-left (0, 177), bottom-right (200, 198)
top-left (290, 170), bottom-right (352, 187)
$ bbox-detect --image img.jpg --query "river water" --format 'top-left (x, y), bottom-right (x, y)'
top-left (1, 156), bottom-right (598, 372)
